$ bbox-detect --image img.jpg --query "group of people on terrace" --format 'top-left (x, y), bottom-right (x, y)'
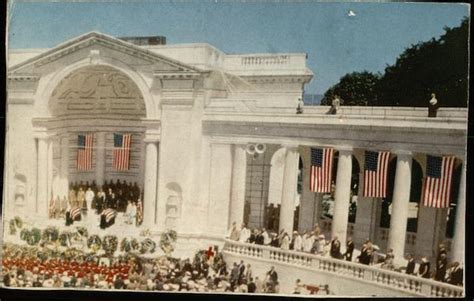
top-left (227, 222), bottom-right (463, 287)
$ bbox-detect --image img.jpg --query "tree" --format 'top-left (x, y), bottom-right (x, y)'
top-left (322, 18), bottom-right (469, 107)
top-left (321, 71), bottom-right (380, 106)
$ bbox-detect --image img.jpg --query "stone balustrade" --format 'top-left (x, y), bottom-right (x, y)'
top-left (222, 239), bottom-right (464, 298)
top-left (224, 53), bottom-right (308, 72)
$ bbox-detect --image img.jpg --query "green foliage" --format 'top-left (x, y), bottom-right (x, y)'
top-left (323, 18), bottom-right (468, 107)
top-left (321, 71), bottom-right (380, 106)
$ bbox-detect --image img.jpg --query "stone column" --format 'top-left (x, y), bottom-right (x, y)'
top-left (59, 136), bottom-right (69, 198)
top-left (95, 132), bottom-right (106, 187)
top-left (387, 151), bottom-right (412, 262)
top-left (331, 146), bottom-right (353, 249)
top-left (46, 138), bottom-right (54, 202)
top-left (279, 145), bottom-right (299, 233)
top-left (229, 144), bottom-right (247, 227)
top-left (452, 160), bottom-right (466, 263)
top-left (36, 137), bottom-right (49, 217)
top-left (143, 138), bottom-right (159, 227)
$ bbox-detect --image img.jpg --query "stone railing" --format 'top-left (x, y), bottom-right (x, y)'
top-left (223, 240), bottom-right (464, 298)
top-left (224, 53), bottom-right (308, 72)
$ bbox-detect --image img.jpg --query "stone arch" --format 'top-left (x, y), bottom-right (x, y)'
top-left (35, 56), bottom-right (156, 118)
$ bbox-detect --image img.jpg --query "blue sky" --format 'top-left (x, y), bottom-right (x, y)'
top-left (7, 1), bottom-right (469, 94)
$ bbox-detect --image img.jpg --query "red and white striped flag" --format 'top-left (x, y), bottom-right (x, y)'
top-left (70, 207), bottom-right (82, 220)
top-left (363, 151), bottom-right (391, 198)
top-left (77, 134), bottom-right (93, 171)
top-left (102, 208), bottom-right (117, 223)
top-left (113, 134), bottom-right (131, 170)
top-left (422, 155), bottom-right (456, 208)
top-left (310, 148), bottom-right (334, 193)
top-left (49, 195), bottom-right (56, 218)
top-left (136, 200), bottom-right (143, 225)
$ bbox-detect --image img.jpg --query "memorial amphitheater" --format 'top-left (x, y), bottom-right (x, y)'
top-left (4, 32), bottom-right (466, 297)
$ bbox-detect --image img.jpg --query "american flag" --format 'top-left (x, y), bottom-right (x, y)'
top-left (422, 155), bottom-right (456, 208)
top-left (69, 207), bottom-right (82, 220)
top-left (113, 134), bottom-right (131, 170)
top-left (310, 148), bottom-right (334, 193)
top-left (136, 200), bottom-right (143, 225)
top-left (49, 195), bottom-right (56, 218)
top-left (102, 208), bottom-right (117, 223)
top-left (76, 134), bottom-right (93, 171)
top-left (363, 151), bottom-right (391, 198)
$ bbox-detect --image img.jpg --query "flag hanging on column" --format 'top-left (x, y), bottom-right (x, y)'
top-left (136, 200), bottom-right (143, 225)
top-left (76, 134), bottom-right (93, 171)
top-left (309, 147), bottom-right (334, 193)
top-left (363, 150), bottom-right (391, 198)
top-left (113, 133), bottom-right (131, 170)
top-left (422, 155), bottom-right (455, 208)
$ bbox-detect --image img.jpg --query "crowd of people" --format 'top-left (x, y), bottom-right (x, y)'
top-left (49, 180), bottom-right (143, 227)
top-left (1, 243), bottom-right (330, 295)
top-left (228, 222), bottom-right (463, 287)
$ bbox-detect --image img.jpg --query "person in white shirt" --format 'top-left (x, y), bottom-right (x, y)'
top-left (239, 223), bottom-right (251, 243)
top-left (303, 232), bottom-right (314, 253)
top-left (125, 200), bottom-right (133, 224)
top-left (130, 201), bottom-right (137, 226)
top-left (262, 228), bottom-right (271, 245)
top-left (293, 231), bottom-right (303, 252)
top-left (85, 187), bottom-right (95, 211)
top-left (280, 232), bottom-right (290, 250)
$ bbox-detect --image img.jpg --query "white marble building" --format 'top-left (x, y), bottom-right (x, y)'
top-left (5, 32), bottom-right (467, 265)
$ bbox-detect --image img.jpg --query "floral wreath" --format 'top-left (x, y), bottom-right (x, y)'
top-left (87, 234), bottom-right (102, 251)
top-left (20, 228), bottom-right (41, 246)
top-left (59, 231), bottom-right (73, 247)
top-left (75, 226), bottom-right (89, 238)
top-left (42, 226), bottom-right (60, 242)
top-left (9, 216), bottom-right (23, 235)
top-left (140, 238), bottom-right (156, 254)
top-left (159, 230), bottom-right (177, 256)
top-left (102, 235), bottom-right (119, 254)
top-left (120, 237), bottom-right (140, 253)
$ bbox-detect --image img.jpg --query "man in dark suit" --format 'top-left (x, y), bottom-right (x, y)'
top-left (447, 262), bottom-right (463, 286)
top-left (255, 230), bottom-right (264, 245)
top-left (330, 236), bottom-right (341, 259)
top-left (418, 257), bottom-right (431, 279)
top-left (345, 237), bottom-right (354, 261)
top-left (238, 260), bottom-right (245, 284)
top-left (267, 266), bottom-right (278, 283)
top-left (405, 254), bottom-right (416, 275)
top-left (435, 253), bottom-right (447, 282)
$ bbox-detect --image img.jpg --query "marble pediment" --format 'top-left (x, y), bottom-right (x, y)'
top-left (8, 31), bottom-right (203, 78)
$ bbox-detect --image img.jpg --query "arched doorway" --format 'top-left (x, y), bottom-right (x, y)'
top-left (48, 65), bottom-right (147, 214)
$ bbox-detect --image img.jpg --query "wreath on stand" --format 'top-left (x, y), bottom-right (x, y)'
top-left (87, 235), bottom-right (102, 253)
top-left (59, 231), bottom-right (73, 247)
top-left (120, 238), bottom-right (140, 253)
top-left (20, 228), bottom-right (41, 246)
top-left (140, 238), bottom-right (156, 254)
top-left (75, 226), bottom-right (89, 238)
top-left (102, 235), bottom-right (119, 255)
top-left (9, 216), bottom-right (23, 235)
top-left (159, 230), bottom-right (177, 257)
top-left (42, 226), bottom-right (59, 242)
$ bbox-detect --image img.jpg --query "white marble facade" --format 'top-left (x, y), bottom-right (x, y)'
top-left (5, 32), bottom-right (467, 262)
